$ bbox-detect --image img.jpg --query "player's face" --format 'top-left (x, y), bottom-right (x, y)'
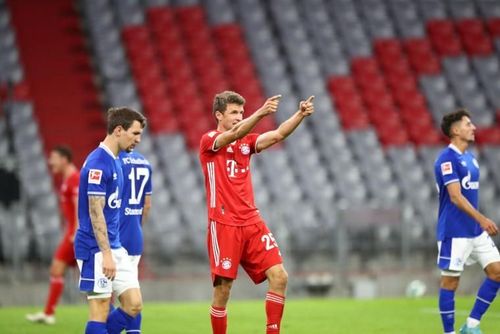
top-left (118, 120), bottom-right (143, 152)
top-left (217, 103), bottom-right (244, 131)
top-left (48, 151), bottom-right (66, 174)
top-left (455, 116), bottom-right (476, 143)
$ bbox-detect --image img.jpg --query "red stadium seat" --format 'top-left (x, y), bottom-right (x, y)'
top-left (475, 127), bottom-right (500, 145)
top-left (404, 38), bottom-right (441, 74)
top-left (456, 19), bottom-right (493, 55)
top-left (426, 19), bottom-right (463, 56)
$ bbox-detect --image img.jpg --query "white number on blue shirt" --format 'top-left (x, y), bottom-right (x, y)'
top-left (128, 167), bottom-right (150, 205)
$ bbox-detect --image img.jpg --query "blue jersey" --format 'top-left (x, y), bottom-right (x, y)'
top-left (119, 151), bottom-right (152, 256)
top-left (434, 144), bottom-right (481, 241)
top-left (75, 143), bottom-right (124, 259)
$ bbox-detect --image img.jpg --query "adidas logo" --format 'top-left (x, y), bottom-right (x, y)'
top-left (267, 324), bottom-right (279, 329)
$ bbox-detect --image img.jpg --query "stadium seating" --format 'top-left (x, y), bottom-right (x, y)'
top-left (2, 0), bottom-right (500, 262)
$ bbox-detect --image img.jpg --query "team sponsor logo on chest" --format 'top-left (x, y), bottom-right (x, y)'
top-left (226, 160), bottom-right (249, 178)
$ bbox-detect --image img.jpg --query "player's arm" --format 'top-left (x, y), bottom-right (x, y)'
top-left (71, 194), bottom-right (78, 242)
top-left (214, 95), bottom-right (282, 150)
top-left (141, 194), bottom-right (151, 225)
top-left (88, 195), bottom-right (116, 279)
top-left (256, 96), bottom-right (314, 152)
top-left (447, 182), bottom-right (498, 235)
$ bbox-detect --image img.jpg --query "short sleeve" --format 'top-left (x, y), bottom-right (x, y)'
top-left (438, 158), bottom-right (460, 186)
top-left (247, 133), bottom-right (260, 154)
top-left (200, 130), bottom-right (221, 153)
top-left (85, 160), bottom-right (109, 197)
top-left (145, 165), bottom-right (153, 196)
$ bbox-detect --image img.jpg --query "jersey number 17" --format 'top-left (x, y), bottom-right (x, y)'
top-left (128, 167), bottom-right (150, 205)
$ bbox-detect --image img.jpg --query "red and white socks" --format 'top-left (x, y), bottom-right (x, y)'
top-left (210, 305), bottom-right (227, 334)
top-left (265, 292), bottom-right (285, 333)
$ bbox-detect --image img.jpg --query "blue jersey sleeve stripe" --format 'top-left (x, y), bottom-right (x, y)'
top-left (444, 179), bottom-right (459, 186)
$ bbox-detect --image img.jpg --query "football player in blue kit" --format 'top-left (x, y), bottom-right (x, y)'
top-left (74, 107), bottom-right (146, 334)
top-left (115, 149), bottom-right (153, 333)
top-left (434, 109), bottom-right (500, 334)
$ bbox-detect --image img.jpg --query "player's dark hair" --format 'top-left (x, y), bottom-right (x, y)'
top-left (107, 107), bottom-right (146, 134)
top-left (212, 91), bottom-right (245, 119)
top-left (440, 109), bottom-right (471, 138)
top-left (52, 145), bottom-right (73, 162)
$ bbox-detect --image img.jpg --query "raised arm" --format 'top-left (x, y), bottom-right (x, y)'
top-left (447, 182), bottom-right (498, 236)
top-left (89, 195), bottom-right (116, 279)
top-left (256, 96), bottom-right (314, 152)
top-left (214, 95), bottom-right (282, 150)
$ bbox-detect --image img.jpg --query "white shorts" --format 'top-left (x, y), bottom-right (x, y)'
top-left (77, 247), bottom-right (140, 299)
top-left (437, 232), bottom-right (500, 276)
top-left (129, 255), bottom-right (141, 279)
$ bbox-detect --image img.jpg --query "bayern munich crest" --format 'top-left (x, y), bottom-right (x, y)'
top-left (240, 144), bottom-right (250, 155)
top-left (221, 257), bottom-right (232, 270)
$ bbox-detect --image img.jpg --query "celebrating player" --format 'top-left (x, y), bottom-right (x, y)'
top-left (74, 107), bottom-right (146, 334)
top-left (116, 149), bottom-right (153, 333)
top-left (434, 109), bottom-right (500, 334)
top-left (199, 91), bottom-right (314, 334)
top-left (26, 146), bottom-right (79, 325)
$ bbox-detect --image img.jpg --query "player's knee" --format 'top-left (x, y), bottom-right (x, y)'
top-left (485, 262), bottom-right (500, 282)
top-left (269, 268), bottom-right (288, 289)
top-left (486, 270), bottom-right (500, 282)
top-left (440, 277), bottom-right (459, 290)
top-left (215, 284), bottom-right (232, 300)
top-left (49, 262), bottom-right (65, 277)
top-left (123, 300), bottom-right (143, 317)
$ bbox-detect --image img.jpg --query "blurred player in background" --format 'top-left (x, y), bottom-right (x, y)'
top-left (115, 149), bottom-right (153, 333)
top-left (434, 109), bottom-right (500, 334)
top-left (26, 145), bottom-right (79, 325)
top-left (199, 91), bottom-right (314, 334)
top-left (74, 107), bottom-right (146, 334)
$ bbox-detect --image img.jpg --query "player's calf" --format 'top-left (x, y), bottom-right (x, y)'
top-left (107, 288), bottom-right (143, 334)
top-left (213, 277), bottom-right (233, 307)
top-left (211, 277), bottom-right (233, 334)
top-left (265, 265), bottom-right (287, 334)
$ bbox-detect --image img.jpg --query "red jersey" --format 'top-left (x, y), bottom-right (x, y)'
top-left (199, 130), bottom-right (262, 226)
top-left (60, 170), bottom-right (79, 236)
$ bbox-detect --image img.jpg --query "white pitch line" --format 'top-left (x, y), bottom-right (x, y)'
top-left (420, 308), bottom-right (500, 319)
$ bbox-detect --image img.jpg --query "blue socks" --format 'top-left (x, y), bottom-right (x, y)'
top-left (469, 278), bottom-right (500, 322)
top-left (86, 321), bottom-right (108, 334)
top-left (127, 313), bottom-right (142, 333)
top-left (439, 288), bottom-right (455, 333)
top-left (107, 307), bottom-right (134, 334)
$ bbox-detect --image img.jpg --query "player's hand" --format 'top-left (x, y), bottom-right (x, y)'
top-left (299, 96), bottom-right (315, 117)
top-left (479, 217), bottom-right (499, 236)
top-left (102, 250), bottom-right (116, 281)
top-left (256, 95), bottom-right (281, 117)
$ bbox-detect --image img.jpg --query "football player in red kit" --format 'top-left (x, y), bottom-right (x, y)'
top-left (26, 146), bottom-right (79, 325)
top-left (199, 91), bottom-right (314, 334)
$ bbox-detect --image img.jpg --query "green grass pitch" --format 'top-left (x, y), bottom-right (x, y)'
top-left (2, 297), bottom-right (500, 333)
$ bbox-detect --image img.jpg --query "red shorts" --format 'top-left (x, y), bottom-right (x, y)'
top-left (54, 234), bottom-right (76, 266)
top-left (207, 220), bottom-right (283, 284)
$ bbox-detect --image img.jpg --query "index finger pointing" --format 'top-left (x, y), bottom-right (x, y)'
top-left (269, 94), bottom-right (282, 101)
top-left (306, 95), bottom-right (315, 103)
